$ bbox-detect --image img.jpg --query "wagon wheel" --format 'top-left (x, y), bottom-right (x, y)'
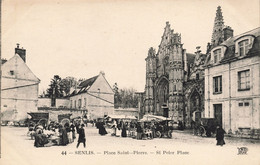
top-left (199, 126), bottom-right (206, 137)
top-left (156, 131), bottom-right (162, 138)
top-left (61, 118), bottom-right (70, 127)
top-left (29, 121), bottom-right (36, 127)
top-left (167, 130), bottom-right (172, 138)
top-left (37, 118), bottom-right (48, 127)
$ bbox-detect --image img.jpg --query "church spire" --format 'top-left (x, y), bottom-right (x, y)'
top-left (211, 6), bottom-right (225, 47)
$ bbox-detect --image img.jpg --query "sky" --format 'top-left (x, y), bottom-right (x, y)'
top-left (2, 0), bottom-right (260, 94)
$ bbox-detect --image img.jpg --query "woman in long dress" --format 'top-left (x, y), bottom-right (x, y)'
top-left (136, 122), bottom-right (143, 140)
top-left (59, 125), bottom-right (69, 146)
top-left (99, 121), bottom-right (108, 136)
top-left (116, 120), bottom-right (121, 137)
top-left (216, 125), bottom-right (225, 146)
top-left (121, 121), bottom-right (127, 137)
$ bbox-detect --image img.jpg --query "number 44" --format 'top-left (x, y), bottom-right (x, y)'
top-left (61, 151), bottom-right (67, 155)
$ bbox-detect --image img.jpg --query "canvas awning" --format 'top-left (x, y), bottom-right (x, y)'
top-left (140, 114), bottom-right (171, 122)
top-left (105, 115), bottom-right (137, 120)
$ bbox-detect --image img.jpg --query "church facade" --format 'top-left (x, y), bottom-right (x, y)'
top-left (143, 22), bottom-right (206, 128)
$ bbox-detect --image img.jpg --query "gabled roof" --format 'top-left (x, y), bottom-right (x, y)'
top-left (69, 75), bottom-right (98, 96)
top-left (205, 27), bottom-right (260, 65)
top-left (79, 75), bottom-right (98, 88)
top-left (2, 54), bottom-right (40, 82)
top-left (221, 27), bottom-right (260, 47)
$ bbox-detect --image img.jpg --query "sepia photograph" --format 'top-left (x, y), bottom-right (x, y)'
top-left (1, 0), bottom-right (260, 165)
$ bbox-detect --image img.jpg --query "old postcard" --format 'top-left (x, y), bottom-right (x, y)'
top-left (1, 0), bottom-right (260, 165)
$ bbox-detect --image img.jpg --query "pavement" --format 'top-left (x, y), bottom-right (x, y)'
top-left (1, 126), bottom-right (260, 165)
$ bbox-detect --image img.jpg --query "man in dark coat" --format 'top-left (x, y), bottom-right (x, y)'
top-left (216, 125), bottom-right (226, 146)
top-left (76, 124), bottom-right (86, 148)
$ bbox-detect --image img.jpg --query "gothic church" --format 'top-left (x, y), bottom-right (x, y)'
top-left (142, 7), bottom-right (227, 128)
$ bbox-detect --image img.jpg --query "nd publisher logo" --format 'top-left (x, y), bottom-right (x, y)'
top-left (237, 147), bottom-right (248, 155)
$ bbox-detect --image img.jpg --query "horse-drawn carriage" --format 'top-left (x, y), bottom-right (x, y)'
top-left (27, 112), bottom-right (49, 128)
top-left (197, 118), bottom-right (218, 137)
top-left (155, 120), bottom-right (174, 138)
top-left (58, 113), bottom-right (72, 127)
top-left (140, 115), bottom-right (174, 138)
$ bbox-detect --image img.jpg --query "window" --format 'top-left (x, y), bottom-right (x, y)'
top-left (238, 70), bottom-right (250, 91)
top-left (213, 49), bottom-right (221, 63)
top-left (196, 73), bottom-right (199, 80)
top-left (238, 103), bottom-right (243, 106)
top-left (84, 98), bottom-right (87, 107)
top-left (10, 70), bottom-right (14, 75)
top-left (238, 39), bottom-right (249, 56)
top-left (78, 99), bottom-right (82, 108)
top-left (173, 85), bottom-right (176, 92)
top-left (244, 102), bottom-right (249, 106)
top-left (213, 76), bottom-right (222, 94)
top-left (74, 100), bottom-right (76, 109)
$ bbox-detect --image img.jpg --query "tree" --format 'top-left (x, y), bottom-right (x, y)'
top-left (113, 83), bottom-right (138, 108)
top-left (113, 83), bottom-right (121, 108)
top-left (59, 77), bottom-right (78, 96)
top-left (47, 75), bottom-right (63, 107)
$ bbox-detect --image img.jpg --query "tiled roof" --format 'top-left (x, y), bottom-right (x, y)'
top-left (69, 75), bottom-right (98, 96)
top-left (206, 27), bottom-right (260, 65)
top-left (79, 75), bottom-right (98, 88)
top-left (220, 27), bottom-right (260, 47)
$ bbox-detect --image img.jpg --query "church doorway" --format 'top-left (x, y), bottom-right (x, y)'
top-left (188, 89), bottom-right (202, 128)
top-left (156, 77), bottom-right (169, 116)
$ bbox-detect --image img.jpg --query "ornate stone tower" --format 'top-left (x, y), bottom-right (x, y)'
top-left (144, 47), bottom-right (157, 114)
top-left (168, 33), bottom-right (184, 121)
top-left (211, 6), bottom-right (225, 47)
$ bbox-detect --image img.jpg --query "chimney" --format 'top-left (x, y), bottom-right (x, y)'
top-left (223, 26), bottom-right (234, 41)
top-left (15, 43), bottom-right (26, 62)
top-left (1, 58), bottom-right (7, 64)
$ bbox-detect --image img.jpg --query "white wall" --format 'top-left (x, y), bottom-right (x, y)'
top-left (204, 56), bottom-right (260, 133)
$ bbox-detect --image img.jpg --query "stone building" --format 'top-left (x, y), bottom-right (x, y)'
top-left (68, 72), bottom-right (114, 119)
top-left (204, 6), bottom-right (260, 133)
top-left (1, 45), bottom-right (40, 123)
top-left (143, 22), bottom-right (206, 128)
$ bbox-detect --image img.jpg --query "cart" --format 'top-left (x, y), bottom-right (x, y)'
top-left (155, 120), bottom-right (174, 138)
top-left (140, 115), bottom-right (173, 138)
top-left (58, 114), bottom-right (72, 127)
top-left (27, 112), bottom-right (49, 128)
top-left (198, 118), bottom-right (218, 137)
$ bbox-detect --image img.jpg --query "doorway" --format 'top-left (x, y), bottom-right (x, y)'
top-left (163, 108), bottom-right (169, 118)
top-left (214, 104), bottom-right (222, 127)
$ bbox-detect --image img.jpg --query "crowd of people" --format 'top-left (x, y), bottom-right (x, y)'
top-left (95, 119), bottom-right (174, 140)
top-left (28, 117), bottom-right (226, 148)
top-left (28, 120), bottom-right (86, 148)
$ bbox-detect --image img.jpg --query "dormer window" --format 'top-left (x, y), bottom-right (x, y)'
top-left (210, 46), bottom-right (226, 64)
top-left (238, 39), bottom-right (249, 56)
top-left (213, 49), bottom-right (221, 63)
top-left (235, 35), bottom-right (254, 57)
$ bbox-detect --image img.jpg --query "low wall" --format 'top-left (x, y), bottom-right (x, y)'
top-left (114, 108), bottom-right (139, 119)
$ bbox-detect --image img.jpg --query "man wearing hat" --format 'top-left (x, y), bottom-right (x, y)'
top-left (76, 124), bottom-right (86, 148)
